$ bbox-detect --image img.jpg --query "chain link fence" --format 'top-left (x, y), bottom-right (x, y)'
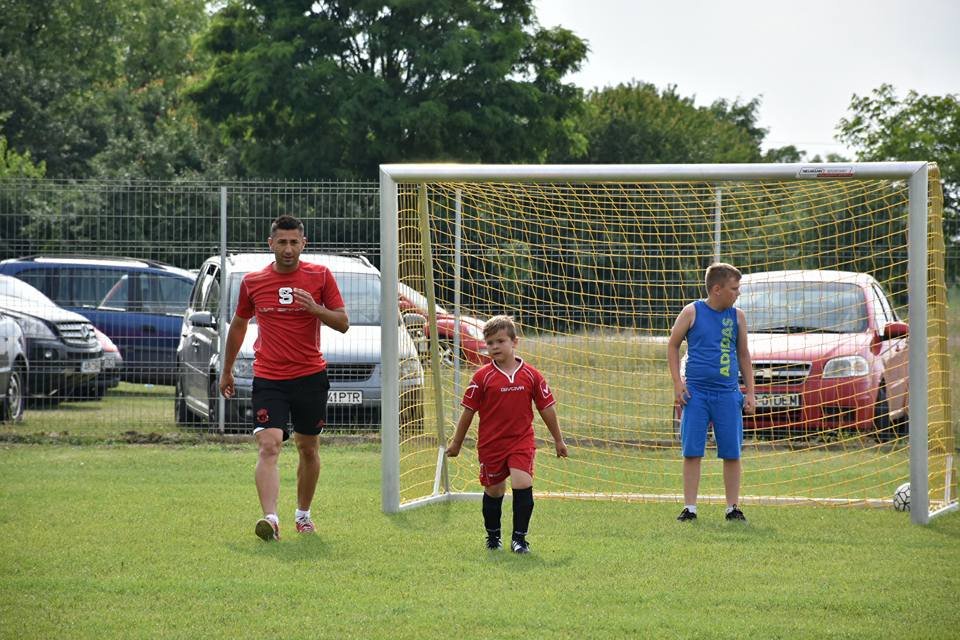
top-left (0, 179), bottom-right (382, 434)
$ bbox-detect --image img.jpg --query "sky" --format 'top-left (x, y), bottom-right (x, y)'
top-left (533, 0), bottom-right (960, 160)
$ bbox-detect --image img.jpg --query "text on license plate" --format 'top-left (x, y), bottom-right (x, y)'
top-left (328, 390), bottom-right (362, 405)
top-left (756, 393), bottom-right (801, 408)
top-left (81, 359), bottom-right (101, 373)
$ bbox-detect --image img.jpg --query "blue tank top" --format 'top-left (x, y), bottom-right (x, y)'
top-left (684, 300), bottom-right (740, 391)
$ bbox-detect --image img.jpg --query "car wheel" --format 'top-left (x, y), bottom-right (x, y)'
top-left (174, 377), bottom-right (197, 427)
top-left (873, 383), bottom-right (893, 441)
top-left (207, 377), bottom-right (219, 426)
top-left (3, 362), bottom-right (25, 423)
top-left (437, 339), bottom-right (456, 367)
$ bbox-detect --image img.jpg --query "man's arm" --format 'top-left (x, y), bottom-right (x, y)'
top-left (736, 307), bottom-right (756, 414)
top-left (445, 408), bottom-right (476, 457)
top-left (538, 405), bottom-right (568, 457)
top-left (667, 304), bottom-right (694, 406)
top-left (219, 314), bottom-right (249, 398)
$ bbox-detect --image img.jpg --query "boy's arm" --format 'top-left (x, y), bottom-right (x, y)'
top-left (667, 303), bottom-right (694, 406)
top-left (445, 407), bottom-right (476, 457)
top-left (537, 405), bottom-right (568, 457)
top-left (736, 308), bottom-right (756, 414)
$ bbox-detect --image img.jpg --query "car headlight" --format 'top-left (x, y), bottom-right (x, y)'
top-left (822, 355), bottom-right (869, 378)
top-left (400, 356), bottom-right (424, 386)
top-left (232, 357), bottom-right (254, 379)
top-left (17, 316), bottom-right (57, 340)
top-left (465, 323), bottom-right (485, 340)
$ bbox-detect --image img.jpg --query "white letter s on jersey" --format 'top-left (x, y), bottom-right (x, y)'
top-left (278, 287), bottom-right (294, 305)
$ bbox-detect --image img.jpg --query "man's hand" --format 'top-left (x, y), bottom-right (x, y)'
top-left (293, 288), bottom-right (322, 315)
top-left (445, 441), bottom-right (462, 457)
top-left (554, 438), bottom-right (569, 458)
top-left (219, 371), bottom-right (235, 398)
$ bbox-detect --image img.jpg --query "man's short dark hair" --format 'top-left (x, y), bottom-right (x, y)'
top-left (270, 215), bottom-right (305, 236)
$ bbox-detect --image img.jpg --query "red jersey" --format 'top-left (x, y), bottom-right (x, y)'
top-left (461, 358), bottom-right (556, 457)
top-left (234, 261), bottom-right (345, 380)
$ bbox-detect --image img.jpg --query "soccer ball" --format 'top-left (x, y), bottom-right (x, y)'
top-left (893, 482), bottom-right (910, 512)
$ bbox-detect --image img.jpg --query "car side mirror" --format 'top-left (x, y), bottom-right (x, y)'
top-left (402, 312), bottom-right (427, 329)
top-left (883, 321), bottom-right (908, 340)
top-left (402, 313), bottom-right (428, 357)
top-left (189, 311), bottom-right (216, 329)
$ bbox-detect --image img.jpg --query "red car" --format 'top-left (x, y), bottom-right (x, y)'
top-left (398, 282), bottom-right (489, 367)
top-left (677, 270), bottom-right (909, 441)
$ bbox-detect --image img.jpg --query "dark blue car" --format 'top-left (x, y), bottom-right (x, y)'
top-left (0, 256), bottom-right (195, 385)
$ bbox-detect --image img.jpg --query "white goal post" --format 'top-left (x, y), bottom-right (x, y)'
top-left (380, 162), bottom-right (957, 525)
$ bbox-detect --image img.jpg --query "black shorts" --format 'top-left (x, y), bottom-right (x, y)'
top-left (251, 371), bottom-right (330, 440)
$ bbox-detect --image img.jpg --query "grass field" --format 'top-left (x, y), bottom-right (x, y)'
top-left (1, 444), bottom-right (958, 640)
top-left (0, 289), bottom-right (956, 638)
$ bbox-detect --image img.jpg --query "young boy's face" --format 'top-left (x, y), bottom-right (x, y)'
top-left (485, 329), bottom-right (518, 366)
top-left (711, 276), bottom-right (741, 310)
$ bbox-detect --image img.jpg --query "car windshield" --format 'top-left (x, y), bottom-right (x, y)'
top-left (227, 270), bottom-right (381, 326)
top-left (0, 275), bottom-right (56, 306)
top-left (737, 281), bottom-right (868, 333)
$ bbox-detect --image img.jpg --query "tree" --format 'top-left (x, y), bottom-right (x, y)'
top-left (573, 82), bottom-right (774, 164)
top-left (188, 0), bottom-right (588, 178)
top-left (837, 84), bottom-right (960, 282)
top-left (0, 136), bottom-right (45, 179)
top-left (0, 0), bottom-right (217, 178)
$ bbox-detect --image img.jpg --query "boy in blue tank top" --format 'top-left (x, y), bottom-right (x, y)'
top-left (667, 263), bottom-right (756, 522)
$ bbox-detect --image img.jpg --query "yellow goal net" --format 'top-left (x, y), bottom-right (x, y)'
top-left (380, 163), bottom-right (956, 524)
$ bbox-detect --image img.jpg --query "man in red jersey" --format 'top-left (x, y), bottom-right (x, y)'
top-left (446, 315), bottom-right (568, 554)
top-left (219, 215), bottom-right (349, 541)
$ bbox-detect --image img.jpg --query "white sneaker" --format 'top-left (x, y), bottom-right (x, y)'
top-left (255, 518), bottom-right (280, 541)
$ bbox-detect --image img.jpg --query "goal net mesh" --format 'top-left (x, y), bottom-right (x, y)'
top-left (394, 170), bottom-right (955, 511)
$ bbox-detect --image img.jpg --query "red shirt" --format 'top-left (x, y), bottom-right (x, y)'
top-left (235, 261), bottom-right (345, 380)
top-left (461, 358), bottom-right (556, 457)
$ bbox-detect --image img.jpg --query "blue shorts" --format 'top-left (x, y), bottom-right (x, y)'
top-left (679, 387), bottom-right (744, 459)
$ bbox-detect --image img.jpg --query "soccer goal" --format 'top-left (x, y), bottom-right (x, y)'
top-left (380, 162), bottom-right (957, 525)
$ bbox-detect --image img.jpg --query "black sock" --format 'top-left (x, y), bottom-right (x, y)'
top-left (512, 486), bottom-right (534, 540)
top-left (482, 493), bottom-right (503, 537)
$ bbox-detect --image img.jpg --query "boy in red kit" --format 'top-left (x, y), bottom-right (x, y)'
top-left (446, 315), bottom-right (568, 554)
top-left (219, 215), bottom-right (350, 541)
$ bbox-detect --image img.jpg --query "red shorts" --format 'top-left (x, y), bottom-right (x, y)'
top-left (478, 448), bottom-right (536, 487)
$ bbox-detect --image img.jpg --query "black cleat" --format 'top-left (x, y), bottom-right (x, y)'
top-left (725, 505), bottom-right (747, 521)
top-left (485, 534), bottom-right (503, 550)
top-left (510, 537), bottom-right (531, 554)
top-left (677, 507), bottom-right (698, 522)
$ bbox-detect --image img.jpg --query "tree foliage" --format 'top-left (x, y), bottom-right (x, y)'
top-left (838, 84), bottom-right (960, 281)
top-left (572, 82), bottom-right (779, 164)
top-left (0, 136), bottom-right (45, 178)
top-left (189, 0), bottom-right (588, 178)
top-left (0, 0), bottom-right (218, 178)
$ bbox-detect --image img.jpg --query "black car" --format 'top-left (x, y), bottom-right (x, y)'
top-left (0, 275), bottom-right (102, 404)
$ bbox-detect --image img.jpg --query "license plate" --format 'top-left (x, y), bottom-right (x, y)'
top-left (81, 359), bottom-right (101, 373)
top-left (328, 390), bottom-right (362, 405)
top-left (756, 393), bottom-right (801, 408)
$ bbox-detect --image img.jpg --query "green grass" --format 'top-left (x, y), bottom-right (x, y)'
top-left (1, 444), bottom-right (958, 639)
top-left (0, 290), bottom-right (956, 638)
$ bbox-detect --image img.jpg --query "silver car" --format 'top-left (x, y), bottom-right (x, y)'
top-left (174, 253), bottom-right (424, 431)
top-left (0, 310), bottom-right (28, 422)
